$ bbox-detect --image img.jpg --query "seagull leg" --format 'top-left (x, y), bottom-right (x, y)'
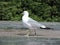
top-left (24, 23), bottom-right (32, 37)
top-left (24, 30), bottom-right (30, 37)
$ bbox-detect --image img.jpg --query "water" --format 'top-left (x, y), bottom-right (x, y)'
top-left (0, 21), bottom-right (60, 45)
top-left (0, 21), bottom-right (60, 30)
top-left (0, 37), bottom-right (60, 45)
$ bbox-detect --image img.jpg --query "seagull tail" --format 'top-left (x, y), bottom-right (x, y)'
top-left (40, 25), bottom-right (46, 28)
top-left (40, 25), bottom-right (54, 30)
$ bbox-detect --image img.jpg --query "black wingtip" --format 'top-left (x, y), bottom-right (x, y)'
top-left (40, 27), bottom-right (54, 30)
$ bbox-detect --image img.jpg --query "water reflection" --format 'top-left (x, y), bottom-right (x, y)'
top-left (0, 37), bottom-right (60, 45)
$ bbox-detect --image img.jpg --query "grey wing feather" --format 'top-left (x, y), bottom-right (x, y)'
top-left (28, 17), bottom-right (46, 28)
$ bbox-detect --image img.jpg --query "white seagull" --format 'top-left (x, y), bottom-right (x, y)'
top-left (22, 11), bottom-right (47, 29)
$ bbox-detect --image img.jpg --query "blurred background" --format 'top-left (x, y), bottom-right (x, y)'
top-left (0, 0), bottom-right (60, 22)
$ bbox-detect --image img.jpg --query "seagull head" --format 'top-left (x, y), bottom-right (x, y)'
top-left (22, 11), bottom-right (29, 17)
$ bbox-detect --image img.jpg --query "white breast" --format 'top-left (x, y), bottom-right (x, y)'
top-left (22, 16), bottom-right (29, 22)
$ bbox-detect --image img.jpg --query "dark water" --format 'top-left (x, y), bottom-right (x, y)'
top-left (0, 37), bottom-right (60, 45)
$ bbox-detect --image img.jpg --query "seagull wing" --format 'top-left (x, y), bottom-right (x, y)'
top-left (28, 17), bottom-right (46, 28)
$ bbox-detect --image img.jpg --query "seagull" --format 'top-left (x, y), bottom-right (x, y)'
top-left (22, 11), bottom-right (48, 29)
top-left (22, 11), bottom-right (53, 36)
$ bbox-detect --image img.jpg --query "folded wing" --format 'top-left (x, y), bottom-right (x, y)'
top-left (28, 17), bottom-right (46, 28)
